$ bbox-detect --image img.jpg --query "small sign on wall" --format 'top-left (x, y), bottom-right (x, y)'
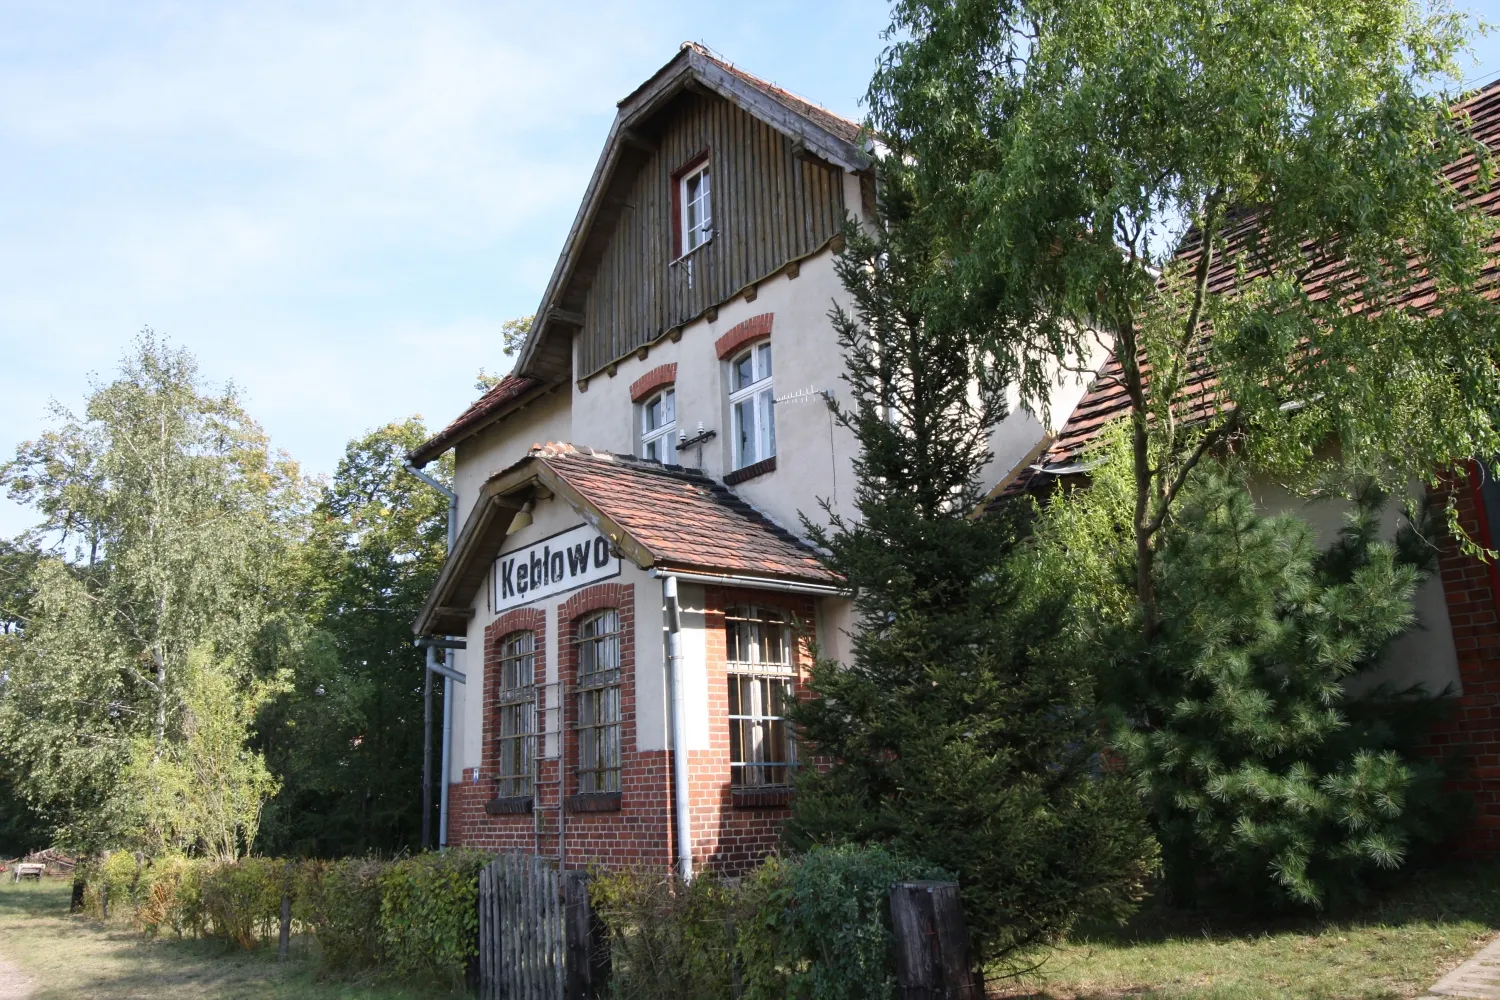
top-left (494, 523), bottom-right (620, 612)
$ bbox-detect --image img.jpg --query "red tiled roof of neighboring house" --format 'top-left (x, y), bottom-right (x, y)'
top-left (1004, 77), bottom-right (1500, 499)
top-left (532, 443), bottom-right (841, 584)
top-left (407, 374), bottom-right (545, 467)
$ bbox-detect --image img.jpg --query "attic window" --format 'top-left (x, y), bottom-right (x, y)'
top-left (680, 159), bottom-right (712, 254)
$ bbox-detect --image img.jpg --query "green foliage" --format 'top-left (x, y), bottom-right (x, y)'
top-left (737, 845), bottom-right (946, 1000)
top-left (873, 0), bottom-right (1500, 627)
top-left (377, 849), bottom-right (487, 986)
top-left (129, 647), bottom-right (285, 861)
top-left (257, 419), bottom-right (448, 857)
top-left (1030, 441), bottom-right (1462, 906)
top-left (593, 846), bottom-right (943, 1000)
top-left (590, 866), bottom-right (738, 1000)
top-left (0, 333), bottom-right (307, 854)
top-left (200, 856), bottom-right (289, 949)
top-left (298, 857), bottom-right (387, 971)
top-left (792, 181), bottom-right (1157, 966)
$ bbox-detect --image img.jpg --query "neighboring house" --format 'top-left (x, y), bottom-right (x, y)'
top-left (1016, 78), bottom-right (1500, 856)
top-left (405, 43), bottom-right (1096, 874)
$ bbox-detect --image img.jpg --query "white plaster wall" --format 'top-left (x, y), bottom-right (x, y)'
top-left (675, 583), bottom-right (712, 751)
top-left (1250, 480), bottom-right (1462, 699)
top-left (451, 387), bottom-right (572, 526)
top-left (568, 247), bottom-right (859, 535)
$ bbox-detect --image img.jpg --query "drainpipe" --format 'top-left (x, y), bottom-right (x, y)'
top-left (403, 461), bottom-right (459, 850)
top-left (663, 575), bottom-right (693, 881)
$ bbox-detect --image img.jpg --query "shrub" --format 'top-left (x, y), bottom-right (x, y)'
top-left (739, 845), bottom-right (947, 1000)
top-left (378, 849), bottom-right (488, 986)
top-left (200, 855), bottom-right (287, 948)
top-left (302, 856), bottom-right (387, 971)
top-left (590, 867), bottom-right (737, 1000)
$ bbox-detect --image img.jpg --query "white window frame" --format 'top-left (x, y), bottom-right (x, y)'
top-left (640, 388), bottom-right (676, 463)
top-left (680, 160), bottom-right (712, 254)
top-left (728, 340), bottom-right (775, 470)
top-left (726, 605), bottom-right (796, 788)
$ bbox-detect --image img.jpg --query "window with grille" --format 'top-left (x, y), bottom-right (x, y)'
top-left (495, 630), bottom-right (536, 799)
top-left (726, 605), bottom-right (796, 788)
top-left (729, 340), bottom-right (774, 470)
top-left (576, 609), bottom-right (622, 795)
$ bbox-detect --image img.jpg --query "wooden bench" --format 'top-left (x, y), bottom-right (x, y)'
top-left (10, 863), bottom-right (44, 883)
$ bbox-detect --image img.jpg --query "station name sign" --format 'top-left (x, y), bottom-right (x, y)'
top-left (494, 523), bottom-right (620, 612)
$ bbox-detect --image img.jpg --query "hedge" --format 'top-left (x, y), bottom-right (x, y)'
top-left (78, 849), bottom-right (489, 986)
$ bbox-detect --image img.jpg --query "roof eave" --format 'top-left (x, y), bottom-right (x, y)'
top-left (406, 379), bottom-right (558, 468)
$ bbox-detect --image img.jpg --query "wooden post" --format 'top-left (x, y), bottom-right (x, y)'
top-left (278, 891), bottom-right (291, 962)
top-left (101, 883), bottom-right (109, 919)
top-left (889, 881), bottom-right (983, 1000)
top-left (564, 870), bottom-right (608, 1000)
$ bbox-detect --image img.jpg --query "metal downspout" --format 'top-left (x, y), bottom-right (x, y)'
top-left (403, 461), bottom-right (459, 851)
top-left (663, 575), bottom-right (693, 881)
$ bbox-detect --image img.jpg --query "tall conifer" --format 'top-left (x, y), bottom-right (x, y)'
top-left (788, 181), bottom-right (1157, 966)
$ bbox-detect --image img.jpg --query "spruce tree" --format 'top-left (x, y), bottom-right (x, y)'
top-left (787, 181), bottom-right (1158, 967)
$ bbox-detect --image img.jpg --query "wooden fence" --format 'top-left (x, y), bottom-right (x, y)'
top-left (477, 853), bottom-right (605, 1000)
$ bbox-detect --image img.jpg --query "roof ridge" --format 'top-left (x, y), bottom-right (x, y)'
top-left (680, 40), bottom-right (863, 134)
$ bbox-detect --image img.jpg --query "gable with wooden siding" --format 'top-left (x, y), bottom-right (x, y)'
top-left (574, 90), bottom-right (846, 380)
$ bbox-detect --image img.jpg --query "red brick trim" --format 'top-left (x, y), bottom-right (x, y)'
top-left (629, 363), bottom-right (678, 403)
top-left (715, 313), bottom-right (773, 359)
top-left (560, 583), bottom-right (636, 810)
top-left (724, 456), bottom-right (776, 485)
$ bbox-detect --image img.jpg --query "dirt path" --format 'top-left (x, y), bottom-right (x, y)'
top-left (0, 952), bottom-right (34, 1000)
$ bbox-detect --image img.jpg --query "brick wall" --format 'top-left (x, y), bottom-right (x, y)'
top-left (447, 580), bottom-right (816, 875)
top-left (1430, 464), bottom-right (1500, 855)
top-left (689, 586), bottom-right (815, 875)
top-left (448, 582), bottom-right (675, 870)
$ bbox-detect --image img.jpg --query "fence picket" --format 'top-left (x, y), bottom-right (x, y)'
top-left (477, 851), bottom-right (576, 1000)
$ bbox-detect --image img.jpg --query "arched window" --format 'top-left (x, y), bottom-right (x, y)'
top-left (725, 605), bottom-right (796, 788)
top-left (576, 609), bottom-right (622, 795)
top-left (729, 341), bottom-right (774, 470)
top-left (495, 631), bottom-right (536, 799)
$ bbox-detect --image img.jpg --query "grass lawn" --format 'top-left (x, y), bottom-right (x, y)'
top-left (996, 862), bottom-right (1500, 999)
top-left (0, 878), bottom-right (460, 1000)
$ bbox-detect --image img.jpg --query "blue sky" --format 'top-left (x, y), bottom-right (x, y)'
top-left (2, 1), bottom-right (1500, 538)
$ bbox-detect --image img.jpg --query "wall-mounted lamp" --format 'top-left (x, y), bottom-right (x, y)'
top-left (506, 500), bottom-right (535, 535)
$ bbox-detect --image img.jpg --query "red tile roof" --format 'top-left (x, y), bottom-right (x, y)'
top-left (531, 443), bottom-right (841, 585)
top-left (1008, 77), bottom-right (1500, 497)
top-left (408, 374), bottom-right (545, 467)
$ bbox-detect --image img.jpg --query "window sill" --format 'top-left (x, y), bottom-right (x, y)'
top-left (671, 237), bottom-right (713, 266)
top-left (485, 795), bottom-right (533, 815)
top-left (731, 786), bottom-right (794, 809)
top-left (724, 456), bottom-right (776, 486)
top-left (567, 792), bottom-right (622, 813)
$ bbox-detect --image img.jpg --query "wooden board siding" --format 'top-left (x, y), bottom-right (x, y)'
top-left (574, 92), bottom-right (845, 380)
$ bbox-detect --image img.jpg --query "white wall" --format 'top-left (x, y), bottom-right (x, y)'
top-left (452, 387), bottom-right (572, 527)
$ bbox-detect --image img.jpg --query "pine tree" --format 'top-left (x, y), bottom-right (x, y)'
top-left (787, 182), bottom-right (1158, 967)
top-left (1040, 443), bottom-right (1462, 907)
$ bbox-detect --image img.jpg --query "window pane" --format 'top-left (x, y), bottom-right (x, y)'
top-left (760, 389), bottom-right (776, 459)
top-left (734, 398), bottom-right (754, 466)
top-left (758, 342), bottom-right (772, 379)
top-left (733, 351), bottom-right (754, 391)
top-left (663, 389), bottom-right (675, 425)
top-left (644, 438), bottom-right (660, 462)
